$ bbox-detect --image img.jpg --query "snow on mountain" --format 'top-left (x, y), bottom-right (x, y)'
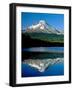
top-left (23, 20), bottom-right (64, 35)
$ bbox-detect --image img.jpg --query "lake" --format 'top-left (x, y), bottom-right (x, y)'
top-left (22, 47), bottom-right (64, 77)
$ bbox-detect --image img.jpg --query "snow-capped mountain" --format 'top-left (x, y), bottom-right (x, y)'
top-left (23, 20), bottom-right (64, 35)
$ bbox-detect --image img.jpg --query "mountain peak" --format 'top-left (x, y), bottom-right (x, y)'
top-left (23, 20), bottom-right (64, 35)
top-left (27, 20), bottom-right (46, 30)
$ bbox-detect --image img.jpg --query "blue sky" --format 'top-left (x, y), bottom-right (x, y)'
top-left (21, 12), bottom-right (64, 31)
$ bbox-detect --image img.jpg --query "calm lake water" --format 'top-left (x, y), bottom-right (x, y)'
top-left (22, 47), bottom-right (64, 52)
top-left (22, 47), bottom-right (64, 77)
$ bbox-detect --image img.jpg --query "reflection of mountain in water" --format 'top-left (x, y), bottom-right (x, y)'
top-left (22, 47), bottom-right (64, 72)
top-left (22, 47), bottom-right (64, 76)
top-left (23, 58), bottom-right (64, 72)
top-left (22, 20), bottom-right (64, 47)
